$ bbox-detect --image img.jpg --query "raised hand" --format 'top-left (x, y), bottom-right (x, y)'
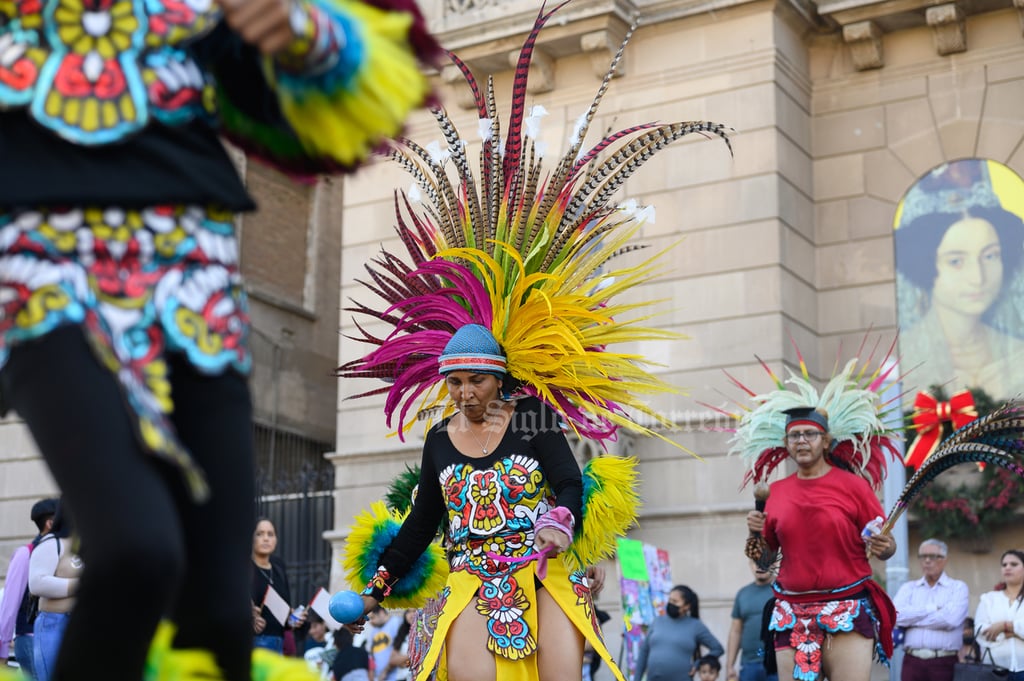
top-left (216, 0), bottom-right (296, 55)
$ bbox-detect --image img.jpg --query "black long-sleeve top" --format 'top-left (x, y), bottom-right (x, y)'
top-left (251, 555), bottom-right (292, 639)
top-left (379, 396), bottom-right (584, 582)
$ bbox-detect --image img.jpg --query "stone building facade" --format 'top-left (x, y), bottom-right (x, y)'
top-left (329, 0), bottom-right (1024, 672)
top-left (0, 0), bottom-right (1020, 675)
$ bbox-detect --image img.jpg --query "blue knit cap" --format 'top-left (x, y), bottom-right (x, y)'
top-left (438, 324), bottom-right (507, 377)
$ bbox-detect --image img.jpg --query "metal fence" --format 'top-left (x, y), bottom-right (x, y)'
top-left (253, 421), bottom-right (335, 607)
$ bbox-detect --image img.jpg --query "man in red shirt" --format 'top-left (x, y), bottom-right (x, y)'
top-left (747, 406), bottom-right (896, 681)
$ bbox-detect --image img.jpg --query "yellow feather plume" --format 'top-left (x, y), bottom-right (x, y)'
top-left (268, 0), bottom-right (429, 167)
top-left (566, 455), bottom-right (641, 570)
top-left (437, 225), bottom-right (687, 448)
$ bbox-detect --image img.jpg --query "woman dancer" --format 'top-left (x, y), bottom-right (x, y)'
top-left (334, 4), bottom-right (731, 680)
top-left (721, 355), bottom-right (901, 681)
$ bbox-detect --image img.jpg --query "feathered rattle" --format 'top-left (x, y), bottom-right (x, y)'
top-left (745, 482), bottom-right (778, 571)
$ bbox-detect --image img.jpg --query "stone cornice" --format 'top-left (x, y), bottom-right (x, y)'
top-left (425, 0), bottom-right (819, 104)
top-left (817, 0), bottom-right (1010, 30)
top-left (811, 36), bottom-right (1024, 106)
top-left (433, 0), bottom-right (635, 68)
top-left (817, 0), bottom-right (1019, 69)
top-left (632, 0), bottom-right (808, 26)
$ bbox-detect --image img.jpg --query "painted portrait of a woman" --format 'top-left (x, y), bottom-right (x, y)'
top-left (895, 158), bottom-right (1024, 402)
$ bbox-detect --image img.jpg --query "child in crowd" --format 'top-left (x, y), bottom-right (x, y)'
top-left (696, 655), bottom-right (722, 681)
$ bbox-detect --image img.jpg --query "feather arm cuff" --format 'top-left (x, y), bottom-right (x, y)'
top-left (217, 0), bottom-right (439, 179)
top-left (565, 456), bottom-right (640, 570)
top-left (342, 501), bottom-right (449, 608)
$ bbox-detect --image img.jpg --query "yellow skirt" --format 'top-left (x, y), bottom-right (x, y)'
top-left (413, 556), bottom-right (625, 681)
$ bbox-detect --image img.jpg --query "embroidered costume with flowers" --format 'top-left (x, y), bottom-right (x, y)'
top-left (0, 2), bottom-right (441, 681)
top-left (0, 0), bottom-right (439, 498)
top-left (762, 468), bottom-right (894, 681)
top-left (386, 397), bottom-right (607, 678)
top-left (343, 343), bottom-right (640, 681)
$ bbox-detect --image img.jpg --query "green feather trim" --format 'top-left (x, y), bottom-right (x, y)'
top-left (384, 464), bottom-right (421, 515)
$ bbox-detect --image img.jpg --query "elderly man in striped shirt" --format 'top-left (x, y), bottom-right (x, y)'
top-left (893, 539), bottom-right (970, 681)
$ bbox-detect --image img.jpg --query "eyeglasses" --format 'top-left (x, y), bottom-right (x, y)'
top-left (786, 430), bottom-right (823, 443)
top-left (918, 554), bottom-right (946, 561)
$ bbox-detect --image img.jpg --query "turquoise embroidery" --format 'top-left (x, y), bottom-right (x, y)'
top-left (0, 0), bottom-right (218, 145)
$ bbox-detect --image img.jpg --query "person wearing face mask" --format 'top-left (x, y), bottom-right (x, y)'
top-left (633, 585), bottom-right (724, 681)
top-left (959, 617), bottom-right (982, 664)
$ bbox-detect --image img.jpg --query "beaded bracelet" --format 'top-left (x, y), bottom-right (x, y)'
top-left (360, 566), bottom-right (394, 602)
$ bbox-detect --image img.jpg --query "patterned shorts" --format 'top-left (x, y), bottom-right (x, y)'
top-left (0, 205), bottom-right (251, 499)
top-left (770, 595), bottom-right (876, 680)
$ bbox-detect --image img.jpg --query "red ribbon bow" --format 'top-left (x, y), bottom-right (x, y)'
top-left (904, 390), bottom-right (978, 470)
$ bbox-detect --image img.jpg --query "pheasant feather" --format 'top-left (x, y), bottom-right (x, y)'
top-left (339, 1), bottom-right (731, 445)
top-left (881, 400), bottom-right (1024, 534)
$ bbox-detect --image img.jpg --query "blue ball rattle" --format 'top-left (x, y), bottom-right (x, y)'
top-left (328, 589), bottom-right (365, 624)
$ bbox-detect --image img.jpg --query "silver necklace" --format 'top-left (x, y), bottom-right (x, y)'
top-left (464, 412), bottom-right (499, 455)
top-left (256, 563), bottom-right (274, 585)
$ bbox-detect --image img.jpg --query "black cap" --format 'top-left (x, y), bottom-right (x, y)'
top-left (783, 406), bottom-right (828, 432)
top-left (30, 498), bottom-right (58, 523)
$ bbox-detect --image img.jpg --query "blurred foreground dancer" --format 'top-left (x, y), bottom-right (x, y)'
top-left (0, 0), bottom-right (438, 678)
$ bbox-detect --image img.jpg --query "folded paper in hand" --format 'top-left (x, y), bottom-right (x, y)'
top-left (309, 587), bottom-right (343, 630)
top-left (262, 585), bottom-right (290, 626)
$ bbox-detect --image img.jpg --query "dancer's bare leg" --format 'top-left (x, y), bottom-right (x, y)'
top-left (774, 647), bottom-right (798, 680)
top-left (821, 632), bottom-right (874, 681)
top-left (445, 602), bottom-right (496, 681)
top-left (536, 588), bottom-right (583, 681)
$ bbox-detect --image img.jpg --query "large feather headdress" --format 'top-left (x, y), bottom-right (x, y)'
top-left (709, 339), bottom-right (902, 489)
top-left (337, 1), bottom-right (732, 444)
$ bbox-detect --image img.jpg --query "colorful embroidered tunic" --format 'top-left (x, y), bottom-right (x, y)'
top-left (0, 0), bottom-right (434, 498)
top-left (374, 397), bottom-right (625, 681)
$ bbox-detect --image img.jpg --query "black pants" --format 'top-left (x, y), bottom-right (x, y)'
top-left (2, 325), bottom-right (256, 681)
